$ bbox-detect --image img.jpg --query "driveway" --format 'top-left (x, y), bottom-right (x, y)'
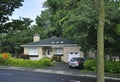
top-left (43, 62), bottom-right (96, 75)
top-left (44, 63), bottom-right (78, 71)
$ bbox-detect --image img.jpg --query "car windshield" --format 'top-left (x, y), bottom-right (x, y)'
top-left (71, 58), bottom-right (85, 62)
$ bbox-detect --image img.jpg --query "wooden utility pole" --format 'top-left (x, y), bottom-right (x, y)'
top-left (97, 0), bottom-right (105, 82)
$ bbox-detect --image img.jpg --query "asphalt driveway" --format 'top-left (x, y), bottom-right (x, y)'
top-left (43, 62), bottom-right (96, 75)
top-left (44, 63), bottom-right (77, 71)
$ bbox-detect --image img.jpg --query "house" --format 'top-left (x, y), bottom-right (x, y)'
top-left (21, 34), bottom-right (84, 62)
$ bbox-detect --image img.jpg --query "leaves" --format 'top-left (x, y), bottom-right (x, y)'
top-left (0, 0), bottom-right (24, 24)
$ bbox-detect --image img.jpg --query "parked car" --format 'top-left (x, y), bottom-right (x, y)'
top-left (69, 57), bottom-right (86, 69)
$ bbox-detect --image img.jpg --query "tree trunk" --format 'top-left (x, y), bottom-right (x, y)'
top-left (97, 0), bottom-right (105, 82)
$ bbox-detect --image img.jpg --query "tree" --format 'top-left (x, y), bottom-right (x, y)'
top-left (0, 0), bottom-right (24, 32)
top-left (0, 17), bottom-right (33, 55)
top-left (96, 0), bottom-right (105, 82)
top-left (35, 0), bottom-right (120, 58)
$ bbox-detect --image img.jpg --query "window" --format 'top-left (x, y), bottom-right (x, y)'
top-left (55, 48), bottom-right (63, 54)
top-left (70, 52), bottom-right (73, 54)
top-left (75, 52), bottom-right (78, 55)
top-left (29, 47), bottom-right (37, 55)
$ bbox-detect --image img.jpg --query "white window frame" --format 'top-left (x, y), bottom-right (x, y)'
top-left (29, 47), bottom-right (37, 55)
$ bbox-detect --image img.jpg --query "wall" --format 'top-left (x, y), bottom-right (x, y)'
top-left (63, 46), bottom-right (84, 62)
top-left (24, 47), bottom-right (43, 60)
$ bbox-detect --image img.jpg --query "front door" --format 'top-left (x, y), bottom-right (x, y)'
top-left (46, 49), bottom-right (50, 58)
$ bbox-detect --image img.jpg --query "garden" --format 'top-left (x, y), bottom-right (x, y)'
top-left (0, 53), bottom-right (53, 68)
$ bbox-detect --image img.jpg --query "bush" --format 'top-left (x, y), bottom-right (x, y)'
top-left (105, 61), bottom-right (120, 73)
top-left (0, 53), bottom-right (53, 68)
top-left (84, 59), bottom-right (97, 71)
top-left (0, 53), bottom-right (11, 65)
top-left (6, 57), bottom-right (52, 68)
top-left (39, 57), bottom-right (52, 67)
top-left (20, 54), bottom-right (29, 59)
top-left (84, 59), bottom-right (120, 73)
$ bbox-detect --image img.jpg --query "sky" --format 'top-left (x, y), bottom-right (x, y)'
top-left (10, 0), bottom-right (47, 24)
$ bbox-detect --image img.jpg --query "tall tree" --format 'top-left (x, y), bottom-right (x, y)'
top-left (0, 0), bottom-right (24, 32)
top-left (36, 0), bottom-right (120, 57)
top-left (96, 0), bottom-right (105, 82)
top-left (0, 17), bottom-right (33, 55)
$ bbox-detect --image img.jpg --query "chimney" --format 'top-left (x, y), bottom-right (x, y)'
top-left (33, 34), bottom-right (40, 42)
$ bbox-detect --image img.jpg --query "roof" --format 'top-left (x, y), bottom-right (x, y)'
top-left (21, 36), bottom-right (78, 47)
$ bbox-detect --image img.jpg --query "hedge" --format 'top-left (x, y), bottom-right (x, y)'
top-left (105, 61), bottom-right (120, 73)
top-left (0, 53), bottom-right (53, 68)
top-left (84, 59), bottom-right (120, 73)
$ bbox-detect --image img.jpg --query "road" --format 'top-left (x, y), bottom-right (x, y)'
top-left (0, 69), bottom-right (119, 82)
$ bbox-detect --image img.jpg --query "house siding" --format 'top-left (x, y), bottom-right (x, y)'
top-left (63, 46), bottom-right (84, 62)
top-left (24, 47), bottom-right (29, 55)
top-left (37, 47), bottom-right (43, 59)
top-left (23, 46), bottom-right (84, 62)
top-left (24, 47), bottom-right (43, 60)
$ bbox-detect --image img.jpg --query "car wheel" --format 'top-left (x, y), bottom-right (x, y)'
top-left (69, 66), bottom-right (72, 68)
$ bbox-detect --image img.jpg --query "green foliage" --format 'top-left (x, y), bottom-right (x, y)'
top-left (0, 0), bottom-right (24, 24)
top-left (0, 17), bottom-right (33, 54)
top-left (0, 55), bottom-right (53, 68)
top-left (84, 59), bottom-right (97, 71)
top-left (0, 55), bottom-right (7, 65)
top-left (105, 61), bottom-right (120, 73)
top-left (39, 57), bottom-right (52, 66)
top-left (1, 53), bottom-right (12, 57)
top-left (34, 0), bottom-right (120, 56)
top-left (20, 54), bottom-right (30, 59)
top-left (84, 59), bottom-right (120, 73)
top-left (51, 56), bottom-right (62, 62)
top-left (0, 53), bottom-right (11, 65)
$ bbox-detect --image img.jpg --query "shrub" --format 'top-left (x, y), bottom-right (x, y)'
top-left (105, 61), bottom-right (120, 73)
top-left (84, 59), bottom-right (120, 73)
top-left (20, 54), bottom-right (29, 59)
top-left (0, 55), bottom-right (6, 65)
top-left (84, 59), bottom-right (97, 71)
top-left (0, 53), bottom-right (53, 68)
top-left (0, 53), bottom-right (11, 65)
top-left (39, 57), bottom-right (52, 67)
top-left (6, 57), bottom-right (52, 68)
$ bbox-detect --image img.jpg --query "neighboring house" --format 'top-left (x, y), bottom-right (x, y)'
top-left (21, 34), bottom-right (84, 62)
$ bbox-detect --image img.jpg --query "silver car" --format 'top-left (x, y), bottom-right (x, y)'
top-left (69, 57), bottom-right (85, 69)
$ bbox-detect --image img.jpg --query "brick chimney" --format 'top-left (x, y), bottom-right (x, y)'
top-left (33, 34), bottom-right (40, 42)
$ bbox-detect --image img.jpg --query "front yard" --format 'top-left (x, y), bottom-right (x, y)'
top-left (0, 53), bottom-right (53, 68)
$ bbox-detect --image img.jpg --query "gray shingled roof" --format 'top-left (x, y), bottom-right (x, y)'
top-left (21, 36), bottom-right (77, 47)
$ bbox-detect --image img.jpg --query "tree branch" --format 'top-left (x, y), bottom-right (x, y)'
top-left (92, 0), bottom-right (100, 11)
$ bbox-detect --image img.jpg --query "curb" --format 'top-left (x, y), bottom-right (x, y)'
top-left (0, 66), bottom-right (120, 81)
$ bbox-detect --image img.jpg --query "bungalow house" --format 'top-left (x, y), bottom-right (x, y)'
top-left (21, 34), bottom-right (84, 62)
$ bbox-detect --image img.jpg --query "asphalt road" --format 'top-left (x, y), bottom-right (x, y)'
top-left (0, 69), bottom-right (119, 82)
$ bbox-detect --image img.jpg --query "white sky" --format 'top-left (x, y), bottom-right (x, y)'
top-left (10, 0), bottom-right (47, 24)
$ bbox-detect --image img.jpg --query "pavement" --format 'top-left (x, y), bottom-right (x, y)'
top-left (0, 63), bottom-right (120, 80)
